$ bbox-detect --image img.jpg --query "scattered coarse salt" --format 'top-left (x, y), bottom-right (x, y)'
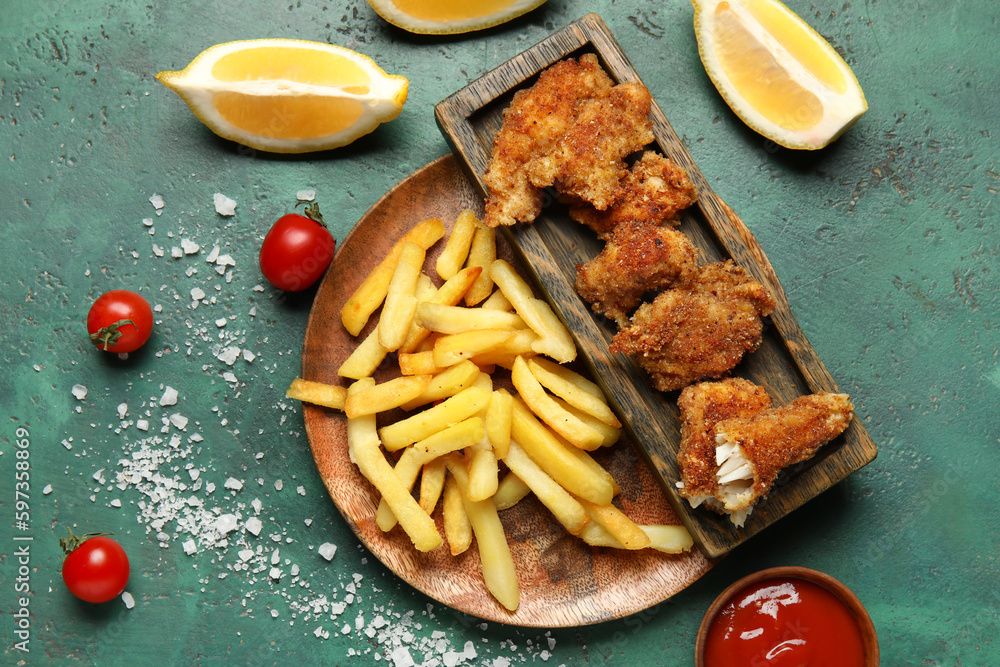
top-left (169, 413), bottom-right (189, 430)
top-left (122, 592), bottom-right (135, 609)
top-left (142, 217), bottom-right (154, 227)
top-left (217, 346), bottom-right (241, 365)
top-left (297, 189), bottom-right (316, 201)
top-left (238, 549), bottom-right (254, 562)
top-left (159, 386), bottom-right (179, 406)
top-left (274, 480), bottom-right (283, 491)
top-left (269, 567), bottom-right (282, 580)
top-left (72, 384), bottom-right (88, 400)
top-left (206, 245), bottom-right (221, 263)
top-left (42, 484), bottom-right (53, 495)
top-left (181, 238), bottom-right (200, 255)
top-left (171, 246), bottom-right (184, 259)
top-left (213, 193), bottom-right (237, 216)
top-left (215, 318), bottom-right (227, 328)
top-left (152, 243), bottom-right (165, 257)
top-left (245, 517), bottom-right (263, 536)
top-left (191, 287), bottom-right (206, 301)
top-left (183, 539), bottom-right (197, 555)
top-left (149, 194), bottom-right (165, 215)
top-left (318, 543), bottom-right (337, 561)
top-left (216, 514), bottom-right (239, 535)
top-left (136, 419), bottom-right (149, 431)
top-left (223, 372), bottom-right (238, 383)
top-left (110, 499), bottom-right (122, 508)
top-left (224, 477), bottom-right (243, 491)
top-left (243, 350), bottom-right (256, 363)
top-left (117, 403), bottom-right (128, 419)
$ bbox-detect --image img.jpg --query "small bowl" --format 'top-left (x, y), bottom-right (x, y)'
top-left (695, 566), bottom-right (879, 666)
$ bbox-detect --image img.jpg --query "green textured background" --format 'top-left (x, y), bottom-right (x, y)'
top-left (2, 1), bottom-right (997, 664)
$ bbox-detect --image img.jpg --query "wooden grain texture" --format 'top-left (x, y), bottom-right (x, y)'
top-left (301, 154), bottom-right (713, 627)
top-left (434, 13), bottom-right (878, 558)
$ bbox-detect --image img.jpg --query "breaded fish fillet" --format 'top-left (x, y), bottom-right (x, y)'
top-left (575, 220), bottom-right (697, 327)
top-left (526, 81), bottom-right (654, 210)
top-left (610, 261), bottom-right (775, 391)
top-left (569, 152), bottom-right (699, 239)
top-left (712, 392), bottom-right (854, 526)
top-left (483, 54), bottom-right (613, 228)
top-left (675, 378), bottom-right (772, 507)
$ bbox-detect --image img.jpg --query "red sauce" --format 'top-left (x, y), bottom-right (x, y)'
top-left (704, 577), bottom-right (865, 667)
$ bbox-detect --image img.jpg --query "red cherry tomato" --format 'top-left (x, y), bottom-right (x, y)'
top-left (60, 532), bottom-right (130, 603)
top-left (87, 290), bottom-right (154, 353)
top-left (259, 202), bottom-right (336, 292)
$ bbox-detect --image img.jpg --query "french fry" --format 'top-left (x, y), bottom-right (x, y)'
top-left (341, 217), bottom-right (445, 336)
top-left (432, 329), bottom-right (513, 368)
top-left (509, 398), bottom-right (614, 505)
top-left (443, 473), bottom-right (472, 556)
top-left (466, 442), bottom-right (499, 503)
top-left (400, 360), bottom-right (481, 411)
top-left (480, 289), bottom-right (513, 312)
top-left (436, 209), bottom-right (478, 280)
top-left (493, 472), bottom-right (531, 510)
top-left (577, 497), bottom-right (651, 550)
top-left (445, 456), bottom-right (520, 611)
top-left (419, 458), bottom-right (447, 514)
top-left (579, 522), bottom-right (693, 554)
top-left (464, 220), bottom-right (496, 306)
top-left (379, 386), bottom-right (491, 451)
top-left (337, 327), bottom-right (388, 380)
top-left (551, 395), bottom-right (621, 447)
top-left (378, 242), bottom-right (425, 351)
top-left (485, 389), bottom-right (513, 459)
top-left (415, 302), bottom-right (526, 334)
top-left (345, 379), bottom-right (441, 552)
top-left (286, 377), bottom-right (347, 410)
top-left (527, 357), bottom-right (604, 399)
top-left (344, 374), bottom-right (432, 419)
top-left (502, 440), bottom-right (590, 535)
top-left (398, 351), bottom-right (447, 376)
top-left (489, 260), bottom-right (575, 363)
top-left (511, 356), bottom-right (605, 450)
top-left (400, 267), bottom-right (483, 353)
top-left (526, 357), bottom-right (621, 427)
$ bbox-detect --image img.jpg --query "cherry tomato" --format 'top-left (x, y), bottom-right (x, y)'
top-left (259, 202), bottom-right (336, 292)
top-left (60, 531), bottom-right (130, 603)
top-left (87, 290), bottom-right (154, 353)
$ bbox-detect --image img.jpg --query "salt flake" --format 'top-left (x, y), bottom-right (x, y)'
top-left (213, 193), bottom-right (237, 216)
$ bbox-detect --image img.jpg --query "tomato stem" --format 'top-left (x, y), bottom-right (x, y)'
top-left (89, 319), bottom-right (135, 350)
top-left (60, 527), bottom-right (115, 555)
top-left (294, 201), bottom-right (326, 227)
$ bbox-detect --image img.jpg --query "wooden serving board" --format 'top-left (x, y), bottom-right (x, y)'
top-left (435, 13), bottom-right (878, 558)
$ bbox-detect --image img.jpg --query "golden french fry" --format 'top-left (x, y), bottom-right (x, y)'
top-left (400, 267), bottom-right (483, 353)
top-left (551, 395), bottom-right (621, 447)
top-left (443, 472), bottom-right (472, 556)
top-left (493, 472), bottom-right (531, 511)
top-left (489, 260), bottom-right (576, 363)
top-left (345, 379), bottom-right (441, 552)
top-left (509, 398), bottom-right (614, 505)
top-left (577, 497), bottom-right (651, 550)
top-left (526, 357), bottom-right (620, 427)
top-left (432, 329), bottom-right (513, 368)
top-left (485, 389), bottom-right (513, 459)
top-left (579, 522), bottom-right (693, 553)
top-left (375, 447), bottom-right (425, 531)
top-left (511, 356), bottom-right (605, 450)
top-left (341, 217), bottom-right (445, 336)
top-left (400, 360), bottom-right (481, 411)
top-left (415, 272), bottom-right (436, 301)
top-left (527, 357), bottom-right (604, 399)
top-left (344, 374), bottom-right (432, 419)
top-left (398, 350), bottom-right (447, 376)
top-left (436, 209), bottom-right (478, 280)
top-left (286, 377), bottom-right (347, 410)
top-left (502, 440), bottom-right (590, 535)
top-left (338, 327), bottom-right (389, 380)
top-left (480, 289), bottom-right (513, 312)
top-left (419, 458), bottom-right (447, 514)
top-left (463, 220), bottom-right (496, 306)
top-left (445, 456), bottom-right (519, 611)
top-left (378, 242), bottom-right (425, 351)
top-left (415, 302), bottom-right (526, 334)
top-left (466, 442), bottom-right (499, 503)
top-left (379, 386), bottom-right (491, 451)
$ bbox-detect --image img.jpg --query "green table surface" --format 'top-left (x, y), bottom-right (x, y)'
top-left (2, 1), bottom-right (997, 665)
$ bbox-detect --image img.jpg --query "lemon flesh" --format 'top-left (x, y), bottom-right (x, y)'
top-left (365, 0), bottom-right (547, 34)
top-left (694, 0), bottom-right (867, 150)
top-left (156, 39), bottom-right (408, 154)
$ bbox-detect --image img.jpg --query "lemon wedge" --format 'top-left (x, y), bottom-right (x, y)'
top-left (693, 0), bottom-right (867, 150)
top-left (365, 0), bottom-right (547, 34)
top-left (156, 39), bottom-right (408, 154)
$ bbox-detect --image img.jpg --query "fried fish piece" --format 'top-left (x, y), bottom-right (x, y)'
top-left (483, 54), bottom-right (613, 228)
top-left (569, 152), bottom-right (699, 239)
top-left (712, 392), bottom-right (854, 526)
top-left (610, 261), bottom-right (775, 391)
top-left (526, 81), bottom-right (654, 211)
top-left (575, 220), bottom-right (698, 327)
top-left (675, 378), bottom-right (772, 508)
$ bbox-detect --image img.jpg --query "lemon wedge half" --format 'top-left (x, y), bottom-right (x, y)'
top-left (156, 39), bottom-right (408, 154)
top-left (365, 0), bottom-right (547, 34)
top-left (693, 0), bottom-right (867, 150)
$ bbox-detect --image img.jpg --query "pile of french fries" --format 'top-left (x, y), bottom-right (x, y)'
top-left (287, 210), bottom-right (692, 612)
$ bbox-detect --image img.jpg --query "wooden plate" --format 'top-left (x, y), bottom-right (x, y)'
top-left (302, 154), bottom-right (714, 627)
top-left (435, 14), bottom-right (878, 558)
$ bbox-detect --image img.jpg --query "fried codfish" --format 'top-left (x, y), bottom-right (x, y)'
top-left (483, 54), bottom-right (613, 228)
top-left (526, 81), bottom-right (655, 211)
top-left (575, 220), bottom-right (698, 327)
top-left (569, 151), bottom-right (698, 239)
top-left (610, 261), bottom-right (775, 391)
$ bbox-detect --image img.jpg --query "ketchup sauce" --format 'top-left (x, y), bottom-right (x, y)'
top-left (703, 577), bottom-right (866, 667)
